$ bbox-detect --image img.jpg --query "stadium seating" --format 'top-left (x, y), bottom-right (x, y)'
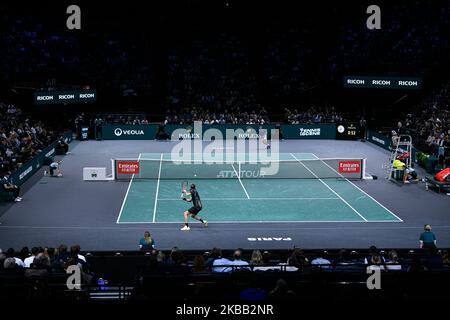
top-left (1, 248), bottom-right (449, 302)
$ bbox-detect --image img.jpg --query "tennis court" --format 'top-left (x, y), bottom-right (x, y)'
top-left (116, 153), bottom-right (402, 224)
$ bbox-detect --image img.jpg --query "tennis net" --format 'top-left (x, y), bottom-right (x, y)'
top-left (112, 157), bottom-right (366, 180)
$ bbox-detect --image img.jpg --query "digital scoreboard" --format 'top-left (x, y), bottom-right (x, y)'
top-left (335, 123), bottom-right (360, 140)
top-left (34, 89), bottom-right (97, 105)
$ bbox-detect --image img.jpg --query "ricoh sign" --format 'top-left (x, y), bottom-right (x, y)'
top-left (34, 90), bottom-right (97, 105)
top-left (344, 76), bottom-right (422, 89)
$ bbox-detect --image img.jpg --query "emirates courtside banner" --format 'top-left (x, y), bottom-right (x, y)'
top-left (344, 76), bottom-right (422, 89)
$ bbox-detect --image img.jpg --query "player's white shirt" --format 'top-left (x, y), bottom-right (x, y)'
top-left (259, 128), bottom-right (267, 138)
top-left (259, 128), bottom-right (269, 146)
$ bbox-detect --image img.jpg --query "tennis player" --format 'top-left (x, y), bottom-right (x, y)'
top-left (259, 126), bottom-right (270, 150)
top-left (181, 184), bottom-right (208, 231)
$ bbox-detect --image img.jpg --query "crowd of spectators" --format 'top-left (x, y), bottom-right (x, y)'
top-left (138, 245), bottom-right (449, 276)
top-left (1, 224), bottom-right (443, 278)
top-left (332, 2), bottom-right (448, 76)
top-left (94, 114), bottom-right (149, 125)
top-left (164, 106), bottom-right (269, 125)
top-left (1, 2), bottom-right (447, 119)
top-left (0, 9), bottom-right (154, 96)
top-left (0, 244), bottom-right (94, 284)
top-left (0, 223), bottom-right (448, 301)
top-left (0, 100), bottom-right (57, 175)
top-left (165, 31), bottom-right (261, 118)
top-left (284, 106), bottom-right (345, 124)
top-left (394, 83), bottom-right (450, 155)
top-left (0, 2), bottom-right (449, 154)
top-left (2, 243), bottom-right (449, 282)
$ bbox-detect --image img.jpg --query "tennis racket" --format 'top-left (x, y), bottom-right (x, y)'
top-left (181, 180), bottom-right (188, 199)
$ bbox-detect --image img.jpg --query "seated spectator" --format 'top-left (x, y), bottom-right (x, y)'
top-left (25, 254), bottom-right (50, 279)
top-left (252, 251), bottom-right (277, 272)
top-left (156, 250), bottom-right (166, 264)
top-left (56, 244), bottom-right (69, 264)
top-left (24, 247), bottom-right (43, 268)
top-left (167, 249), bottom-right (190, 274)
top-left (364, 246), bottom-right (385, 265)
top-left (70, 244), bottom-right (90, 274)
top-left (56, 137), bottom-right (69, 154)
top-left (385, 250), bottom-right (402, 271)
top-left (367, 254), bottom-right (386, 271)
top-left (1, 172), bottom-right (22, 202)
top-left (192, 255), bottom-right (208, 273)
top-left (19, 247), bottom-right (30, 262)
top-left (212, 248), bottom-right (232, 273)
top-left (250, 250), bottom-right (263, 267)
top-left (45, 247), bottom-right (64, 273)
top-left (426, 134), bottom-right (436, 146)
top-left (139, 231), bottom-right (156, 250)
top-left (420, 224), bottom-right (437, 249)
top-left (287, 248), bottom-right (309, 268)
top-left (70, 244), bottom-right (86, 262)
top-left (5, 248), bottom-right (24, 268)
top-left (3, 257), bottom-right (18, 270)
top-left (442, 250), bottom-right (450, 264)
top-left (311, 251), bottom-right (332, 269)
top-left (229, 249), bottom-right (250, 271)
top-left (333, 249), bottom-right (364, 271)
top-left (64, 257), bottom-right (95, 285)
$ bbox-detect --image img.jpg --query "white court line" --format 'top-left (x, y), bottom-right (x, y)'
top-left (310, 153), bottom-right (403, 222)
top-left (10, 220), bottom-right (450, 231)
top-left (115, 219), bottom-right (402, 224)
top-left (5, 220), bottom-right (429, 229)
top-left (290, 153), bottom-right (368, 222)
top-left (116, 153), bottom-right (142, 223)
top-left (231, 163), bottom-right (250, 199)
top-left (152, 153), bottom-right (163, 223)
top-left (158, 197), bottom-right (340, 201)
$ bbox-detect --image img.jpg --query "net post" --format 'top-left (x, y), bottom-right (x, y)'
top-left (238, 161), bottom-right (241, 178)
top-left (111, 159), bottom-right (116, 180)
top-left (362, 158), bottom-right (367, 179)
